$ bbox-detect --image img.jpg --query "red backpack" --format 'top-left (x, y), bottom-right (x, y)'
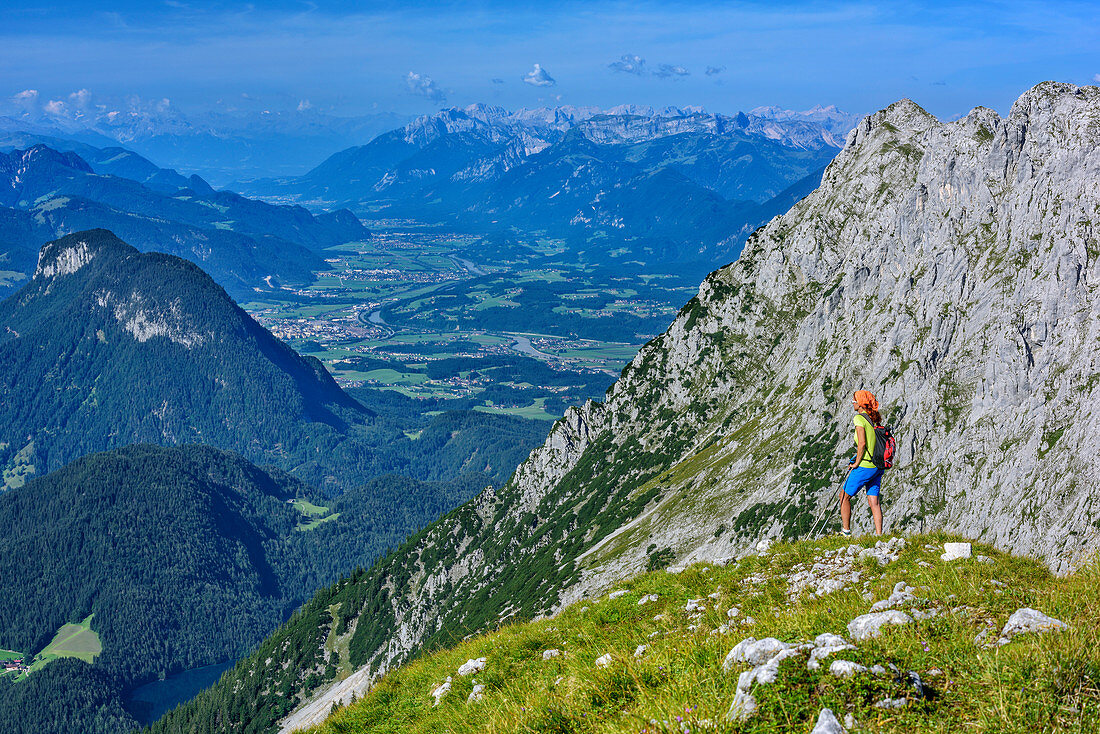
top-left (871, 423), bottom-right (897, 470)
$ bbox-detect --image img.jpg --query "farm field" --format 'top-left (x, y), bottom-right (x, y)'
top-left (0, 648), bottom-right (26, 679)
top-left (24, 614), bottom-right (102, 676)
top-left (241, 221), bottom-right (699, 418)
top-left (290, 498), bottom-right (340, 531)
top-left (473, 397), bottom-right (559, 421)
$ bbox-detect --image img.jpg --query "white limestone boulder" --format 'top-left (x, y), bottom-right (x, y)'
top-left (457, 657), bottom-right (487, 676)
top-left (847, 610), bottom-right (914, 640)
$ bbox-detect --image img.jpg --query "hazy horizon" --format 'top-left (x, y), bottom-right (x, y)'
top-left (4, 0), bottom-right (1099, 126)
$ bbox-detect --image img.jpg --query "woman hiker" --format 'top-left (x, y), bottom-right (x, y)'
top-left (839, 389), bottom-right (884, 536)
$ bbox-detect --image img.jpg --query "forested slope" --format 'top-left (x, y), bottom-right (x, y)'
top-left (0, 445), bottom-right (502, 734)
top-left (0, 229), bottom-right (379, 489)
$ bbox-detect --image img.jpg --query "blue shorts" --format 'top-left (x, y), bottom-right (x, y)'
top-left (844, 466), bottom-right (884, 497)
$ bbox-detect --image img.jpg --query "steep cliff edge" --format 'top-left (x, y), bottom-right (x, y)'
top-left (574, 82), bottom-right (1100, 579)
top-left (146, 83), bottom-right (1100, 734)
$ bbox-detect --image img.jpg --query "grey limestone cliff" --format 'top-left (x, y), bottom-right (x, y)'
top-left (556, 82), bottom-right (1100, 585)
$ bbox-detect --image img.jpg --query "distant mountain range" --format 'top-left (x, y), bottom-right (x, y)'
top-left (0, 101), bottom-right (859, 277)
top-left (0, 142), bottom-right (368, 297)
top-left (0, 104), bottom-right (411, 185)
top-left (243, 103), bottom-right (859, 266)
top-left (0, 99), bottom-right (857, 185)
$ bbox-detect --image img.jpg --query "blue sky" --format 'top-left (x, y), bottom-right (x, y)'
top-left (2, 0), bottom-right (1098, 119)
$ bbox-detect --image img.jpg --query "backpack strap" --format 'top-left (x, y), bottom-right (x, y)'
top-left (855, 411), bottom-right (875, 464)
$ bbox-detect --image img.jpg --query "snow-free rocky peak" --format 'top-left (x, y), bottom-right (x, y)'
top-left (550, 80), bottom-right (1100, 581)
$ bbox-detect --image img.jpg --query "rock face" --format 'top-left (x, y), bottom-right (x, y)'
top-left (942, 543), bottom-right (973, 561)
top-left (271, 83), bottom-right (1100, 729)
top-left (847, 610), bottom-right (915, 641)
top-left (811, 707), bottom-right (849, 734)
top-left (999, 608), bottom-right (1069, 642)
top-left (555, 81), bottom-right (1100, 582)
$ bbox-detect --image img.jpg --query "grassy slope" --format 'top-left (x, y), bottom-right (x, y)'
top-left (26, 615), bottom-right (102, 675)
top-left (309, 533), bottom-right (1099, 733)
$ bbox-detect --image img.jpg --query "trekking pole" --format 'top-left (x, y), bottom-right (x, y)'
top-left (810, 466), bottom-right (852, 538)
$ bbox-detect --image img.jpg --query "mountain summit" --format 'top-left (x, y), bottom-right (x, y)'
top-left (0, 229), bottom-right (372, 489)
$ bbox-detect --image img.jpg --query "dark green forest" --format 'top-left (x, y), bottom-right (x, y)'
top-left (0, 444), bottom-right (512, 733)
top-left (142, 431), bottom-right (675, 734)
top-left (0, 660), bottom-right (139, 734)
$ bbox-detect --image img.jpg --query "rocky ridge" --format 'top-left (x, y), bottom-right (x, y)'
top-left (402, 102), bottom-right (856, 151)
top-left (559, 81), bottom-right (1100, 580)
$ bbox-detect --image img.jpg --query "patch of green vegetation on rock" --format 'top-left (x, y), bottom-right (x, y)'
top-left (1038, 428), bottom-right (1065, 460)
top-left (645, 545), bottom-right (675, 571)
top-left (938, 376), bottom-right (973, 432)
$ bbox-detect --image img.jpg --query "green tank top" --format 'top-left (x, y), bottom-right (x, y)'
top-left (854, 412), bottom-right (877, 468)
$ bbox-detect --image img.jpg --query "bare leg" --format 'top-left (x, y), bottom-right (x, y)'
top-left (867, 495), bottom-right (883, 535)
top-left (839, 489), bottom-right (852, 531)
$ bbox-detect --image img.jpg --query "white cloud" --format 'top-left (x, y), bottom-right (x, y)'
top-left (609, 54), bottom-right (647, 75)
top-left (1094, 73), bottom-right (1100, 82)
top-left (68, 88), bottom-right (94, 110)
top-left (654, 63), bottom-right (689, 78)
top-left (10, 90), bottom-right (41, 114)
top-left (523, 63), bottom-right (556, 87)
top-left (405, 71), bottom-right (446, 102)
top-left (297, 99), bottom-right (312, 111)
top-left (610, 55), bottom-right (689, 79)
top-left (44, 99), bottom-right (66, 115)
top-left (705, 65), bottom-right (725, 76)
